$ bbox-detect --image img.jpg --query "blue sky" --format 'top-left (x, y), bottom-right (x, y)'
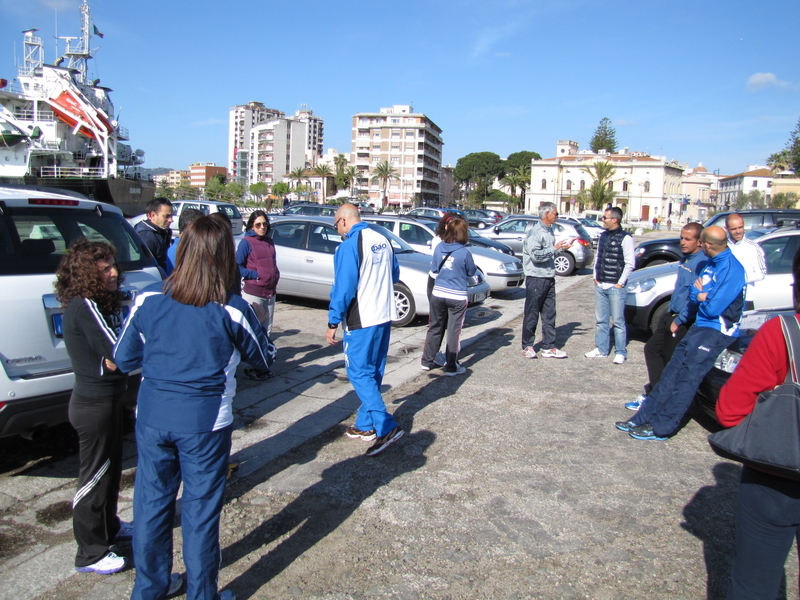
top-left (2, 0), bottom-right (798, 176)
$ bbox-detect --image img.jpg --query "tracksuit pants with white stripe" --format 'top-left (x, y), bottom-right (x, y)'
top-left (69, 391), bottom-right (124, 568)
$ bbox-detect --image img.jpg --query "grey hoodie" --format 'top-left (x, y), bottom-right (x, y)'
top-left (522, 220), bottom-right (556, 278)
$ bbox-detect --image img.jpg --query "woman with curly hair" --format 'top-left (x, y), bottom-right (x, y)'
top-left (56, 240), bottom-right (133, 576)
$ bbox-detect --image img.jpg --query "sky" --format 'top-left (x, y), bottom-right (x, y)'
top-left (2, 0), bottom-right (799, 177)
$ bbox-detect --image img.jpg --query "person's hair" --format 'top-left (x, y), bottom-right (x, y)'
top-left (682, 222), bottom-right (703, 240)
top-left (434, 212), bottom-right (458, 238)
top-left (145, 197), bottom-right (172, 215)
top-left (246, 210), bottom-right (270, 234)
top-left (165, 215), bottom-right (238, 307)
top-left (209, 211), bottom-right (231, 229)
top-left (793, 247), bottom-right (800, 312)
top-left (54, 239), bottom-right (124, 313)
top-left (606, 206), bottom-right (623, 223)
top-left (538, 202), bottom-right (556, 219)
top-left (441, 216), bottom-right (469, 245)
top-left (178, 208), bottom-right (204, 233)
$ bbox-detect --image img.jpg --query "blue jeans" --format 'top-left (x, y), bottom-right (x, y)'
top-left (594, 285), bottom-right (627, 357)
top-left (344, 322), bottom-right (398, 437)
top-left (132, 422), bottom-right (232, 600)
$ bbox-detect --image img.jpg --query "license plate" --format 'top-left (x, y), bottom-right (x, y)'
top-left (52, 313), bottom-right (63, 338)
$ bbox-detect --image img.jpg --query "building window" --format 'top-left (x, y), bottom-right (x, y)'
top-left (541, 179), bottom-right (547, 190)
top-left (752, 180), bottom-right (758, 188)
top-left (622, 181), bottom-right (629, 192)
top-left (580, 180), bottom-right (585, 190)
top-left (607, 182), bottom-right (613, 191)
top-left (644, 181), bottom-right (650, 193)
top-left (566, 180), bottom-right (572, 191)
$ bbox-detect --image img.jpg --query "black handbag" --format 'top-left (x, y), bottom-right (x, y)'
top-left (708, 315), bottom-right (800, 481)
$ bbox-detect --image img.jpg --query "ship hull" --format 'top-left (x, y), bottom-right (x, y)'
top-left (0, 175), bottom-right (154, 216)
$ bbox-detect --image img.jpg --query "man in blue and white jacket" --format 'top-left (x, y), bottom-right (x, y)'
top-left (617, 225), bottom-right (746, 440)
top-left (326, 204), bottom-right (405, 456)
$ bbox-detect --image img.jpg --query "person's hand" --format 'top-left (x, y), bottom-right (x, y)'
top-left (614, 283), bottom-right (623, 288)
top-left (697, 292), bottom-right (708, 302)
top-left (326, 326), bottom-right (338, 346)
top-left (104, 359), bottom-right (118, 372)
top-left (693, 277), bottom-right (704, 291)
top-left (670, 321), bottom-right (679, 334)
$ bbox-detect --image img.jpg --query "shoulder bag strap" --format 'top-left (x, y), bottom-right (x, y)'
top-left (778, 315), bottom-right (800, 384)
top-left (436, 251), bottom-right (454, 273)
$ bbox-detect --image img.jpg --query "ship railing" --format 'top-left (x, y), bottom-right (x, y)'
top-left (13, 108), bottom-right (56, 122)
top-left (38, 166), bottom-right (107, 179)
top-left (116, 126), bottom-right (129, 140)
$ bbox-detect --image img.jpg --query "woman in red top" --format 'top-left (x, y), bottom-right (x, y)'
top-left (716, 249), bottom-right (799, 600)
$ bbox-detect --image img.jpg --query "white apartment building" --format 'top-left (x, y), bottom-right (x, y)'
top-left (291, 105), bottom-right (324, 167)
top-left (228, 102), bottom-right (285, 183)
top-left (351, 105), bottom-right (443, 208)
top-left (718, 167), bottom-right (773, 208)
top-left (526, 140), bottom-right (684, 224)
top-left (248, 119), bottom-right (307, 187)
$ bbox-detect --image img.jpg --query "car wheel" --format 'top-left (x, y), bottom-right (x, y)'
top-left (477, 222), bottom-right (487, 229)
top-left (554, 252), bottom-right (575, 276)
top-left (646, 259), bottom-right (669, 267)
top-left (392, 283), bottom-right (416, 327)
top-left (649, 300), bottom-right (670, 335)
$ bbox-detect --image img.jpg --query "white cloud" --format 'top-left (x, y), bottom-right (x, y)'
top-left (747, 72), bottom-right (791, 91)
top-left (471, 23), bottom-right (520, 58)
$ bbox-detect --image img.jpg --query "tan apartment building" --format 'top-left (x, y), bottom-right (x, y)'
top-left (350, 105), bottom-right (443, 209)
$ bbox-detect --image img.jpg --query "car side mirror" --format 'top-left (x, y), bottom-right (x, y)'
top-left (494, 226), bottom-right (500, 234)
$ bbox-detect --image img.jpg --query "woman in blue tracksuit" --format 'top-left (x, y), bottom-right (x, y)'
top-left (114, 216), bottom-right (275, 600)
top-left (420, 216), bottom-right (476, 376)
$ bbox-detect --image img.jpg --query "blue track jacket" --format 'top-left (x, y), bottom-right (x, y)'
top-left (113, 284), bottom-right (275, 433)
top-left (328, 222), bottom-right (400, 330)
top-left (671, 250), bottom-right (708, 327)
top-left (689, 247), bottom-right (746, 336)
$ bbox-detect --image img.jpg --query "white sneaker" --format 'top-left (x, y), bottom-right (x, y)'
top-left (613, 354), bottom-right (626, 364)
top-left (445, 365), bottom-right (467, 376)
top-left (584, 348), bottom-right (608, 358)
top-left (522, 346), bottom-right (538, 359)
top-left (75, 551), bottom-right (126, 574)
top-left (541, 348), bottom-right (567, 359)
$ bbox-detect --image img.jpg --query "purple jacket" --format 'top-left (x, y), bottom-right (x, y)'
top-left (236, 231), bottom-right (280, 298)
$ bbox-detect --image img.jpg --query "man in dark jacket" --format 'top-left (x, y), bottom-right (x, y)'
top-left (134, 198), bottom-right (173, 274)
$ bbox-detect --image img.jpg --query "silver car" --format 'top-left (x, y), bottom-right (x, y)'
top-left (267, 216), bottom-right (490, 327)
top-left (476, 215), bottom-right (594, 276)
top-left (624, 226), bottom-right (800, 333)
top-left (362, 215), bottom-right (524, 293)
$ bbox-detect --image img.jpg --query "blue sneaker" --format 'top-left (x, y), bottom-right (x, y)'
top-left (615, 420), bottom-right (637, 432)
top-left (625, 394), bottom-right (646, 411)
top-left (629, 424), bottom-right (668, 441)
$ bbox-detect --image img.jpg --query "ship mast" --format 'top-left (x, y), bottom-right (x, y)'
top-left (19, 29), bottom-right (43, 77)
top-left (63, 0), bottom-right (96, 84)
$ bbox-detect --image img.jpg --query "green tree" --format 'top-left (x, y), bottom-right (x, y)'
top-left (589, 117), bottom-right (618, 154)
top-left (505, 151), bottom-right (541, 171)
top-left (769, 192), bottom-right (798, 209)
top-left (226, 181), bottom-right (244, 202)
top-left (342, 166), bottom-right (359, 193)
top-left (175, 181), bottom-right (198, 200)
top-left (250, 182), bottom-right (269, 204)
top-left (453, 152), bottom-right (505, 193)
top-left (156, 180), bottom-right (175, 200)
top-left (205, 177), bottom-right (225, 201)
top-left (370, 161), bottom-right (399, 207)
top-left (581, 161), bottom-right (617, 209)
top-left (767, 149), bottom-right (792, 174)
top-left (768, 117), bottom-right (800, 173)
top-left (288, 167), bottom-right (308, 193)
top-left (271, 182), bottom-right (290, 210)
top-left (313, 164), bottom-right (333, 204)
top-left (514, 164), bottom-right (531, 210)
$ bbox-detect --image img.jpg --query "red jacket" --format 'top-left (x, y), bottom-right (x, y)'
top-left (716, 315), bottom-right (794, 427)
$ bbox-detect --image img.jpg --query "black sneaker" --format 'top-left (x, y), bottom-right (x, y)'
top-left (244, 367), bottom-right (272, 381)
top-left (615, 420), bottom-right (637, 432)
top-left (345, 425), bottom-right (376, 441)
top-left (365, 426), bottom-right (405, 456)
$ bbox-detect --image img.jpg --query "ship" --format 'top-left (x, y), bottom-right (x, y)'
top-left (0, 0), bottom-right (154, 216)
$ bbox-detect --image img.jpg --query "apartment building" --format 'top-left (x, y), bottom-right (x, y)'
top-left (351, 105), bottom-right (443, 208)
top-left (291, 105), bottom-right (324, 167)
top-left (718, 167), bottom-right (773, 208)
top-left (228, 102), bottom-right (285, 183)
top-left (526, 140), bottom-right (684, 224)
top-left (248, 119), bottom-right (307, 187)
top-left (189, 162), bottom-right (227, 189)
top-left (167, 169), bottom-right (190, 187)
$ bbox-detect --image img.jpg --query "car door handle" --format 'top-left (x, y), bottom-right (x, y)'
top-left (304, 256), bottom-right (314, 263)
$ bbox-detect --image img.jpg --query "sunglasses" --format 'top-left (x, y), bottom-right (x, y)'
top-left (253, 222), bottom-right (268, 228)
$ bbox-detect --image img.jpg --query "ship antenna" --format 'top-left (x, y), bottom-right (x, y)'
top-left (64, 0), bottom-right (95, 84)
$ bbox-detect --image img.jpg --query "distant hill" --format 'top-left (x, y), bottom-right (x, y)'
top-left (140, 167), bottom-right (172, 177)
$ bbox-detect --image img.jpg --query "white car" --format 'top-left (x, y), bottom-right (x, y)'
top-left (625, 226), bottom-right (800, 333)
top-left (362, 215), bottom-right (524, 293)
top-left (129, 198), bottom-right (245, 245)
top-left (0, 186), bottom-right (163, 439)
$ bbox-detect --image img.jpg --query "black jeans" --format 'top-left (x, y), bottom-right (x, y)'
top-left (521, 276), bottom-right (556, 350)
top-left (643, 309), bottom-right (688, 394)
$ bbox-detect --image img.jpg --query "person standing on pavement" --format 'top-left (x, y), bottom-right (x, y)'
top-left (585, 206), bottom-right (635, 364)
top-left (726, 213), bottom-right (766, 310)
top-left (715, 251), bottom-right (800, 600)
top-left (134, 197), bottom-right (173, 275)
top-left (237, 210), bottom-right (280, 381)
top-left (625, 223), bottom-right (707, 410)
top-left (114, 215), bottom-right (274, 600)
top-left (166, 208), bottom-right (204, 275)
top-left (615, 225), bottom-right (746, 440)
top-left (521, 202), bottom-right (570, 359)
top-left (326, 204), bottom-right (405, 456)
top-left (421, 215), bottom-right (475, 375)
top-left (55, 240), bottom-right (133, 576)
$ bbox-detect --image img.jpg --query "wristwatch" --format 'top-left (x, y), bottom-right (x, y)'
top-left (327, 322), bottom-right (338, 330)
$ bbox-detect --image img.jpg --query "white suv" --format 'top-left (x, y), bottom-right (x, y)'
top-left (0, 186), bottom-right (162, 439)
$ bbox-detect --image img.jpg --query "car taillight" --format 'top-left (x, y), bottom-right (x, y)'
top-left (577, 238), bottom-right (591, 247)
top-left (29, 198), bottom-right (80, 206)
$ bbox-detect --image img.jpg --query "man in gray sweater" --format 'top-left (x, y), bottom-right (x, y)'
top-left (521, 202), bottom-right (571, 359)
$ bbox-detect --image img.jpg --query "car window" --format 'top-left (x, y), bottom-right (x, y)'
top-left (760, 235), bottom-right (800, 275)
top-left (499, 219), bottom-right (530, 233)
top-left (284, 206), bottom-right (303, 215)
top-left (0, 207), bottom-right (150, 275)
top-left (398, 223), bottom-right (433, 246)
top-left (271, 222), bottom-right (306, 249)
top-left (319, 207), bottom-right (336, 217)
top-left (218, 204), bottom-right (241, 219)
top-left (182, 202), bottom-right (210, 215)
top-left (741, 214), bottom-right (763, 230)
top-left (371, 220), bottom-right (396, 231)
top-left (771, 215), bottom-right (800, 227)
top-left (553, 223), bottom-right (565, 234)
top-left (307, 225), bottom-right (341, 254)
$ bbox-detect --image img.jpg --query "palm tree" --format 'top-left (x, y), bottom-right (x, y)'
top-left (333, 153), bottom-right (348, 174)
top-left (313, 164), bottom-right (333, 204)
top-left (343, 166), bottom-right (359, 194)
top-left (370, 161), bottom-right (399, 208)
top-left (288, 167), bottom-right (308, 200)
top-left (580, 160), bottom-right (617, 210)
top-left (767, 150), bottom-right (792, 174)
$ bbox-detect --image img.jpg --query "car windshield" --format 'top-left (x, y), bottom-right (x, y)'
top-left (367, 223), bottom-right (416, 253)
top-left (581, 219), bottom-right (602, 228)
top-left (0, 206), bottom-right (152, 275)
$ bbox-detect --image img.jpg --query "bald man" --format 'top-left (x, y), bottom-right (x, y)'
top-left (725, 213), bottom-right (766, 309)
top-left (616, 225), bottom-right (746, 440)
top-left (326, 204), bottom-right (405, 456)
